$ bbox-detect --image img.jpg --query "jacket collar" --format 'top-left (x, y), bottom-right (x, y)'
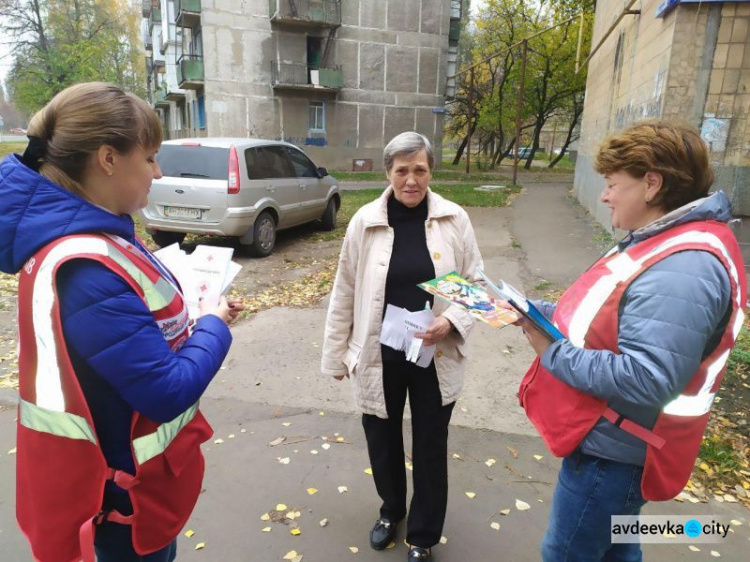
top-left (360, 186), bottom-right (458, 228)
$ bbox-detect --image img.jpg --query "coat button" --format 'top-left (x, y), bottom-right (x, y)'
top-left (436, 350), bottom-right (444, 358)
top-left (434, 252), bottom-right (441, 260)
top-left (427, 221), bottom-right (433, 229)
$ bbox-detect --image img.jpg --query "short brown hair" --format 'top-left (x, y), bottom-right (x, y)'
top-left (27, 82), bottom-right (162, 196)
top-left (595, 120), bottom-right (714, 211)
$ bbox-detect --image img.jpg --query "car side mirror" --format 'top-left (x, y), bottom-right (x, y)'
top-left (317, 167), bottom-right (328, 177)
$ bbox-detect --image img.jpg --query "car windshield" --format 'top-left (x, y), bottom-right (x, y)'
top-left (157, 145), bottom-right (230, 180)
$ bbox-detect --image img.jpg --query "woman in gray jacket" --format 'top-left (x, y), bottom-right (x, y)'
top-left (322, 132), bottom-right (483, 561)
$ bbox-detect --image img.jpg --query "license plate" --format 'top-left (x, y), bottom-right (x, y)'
top-left (164, 206), bottom-right (201, 219)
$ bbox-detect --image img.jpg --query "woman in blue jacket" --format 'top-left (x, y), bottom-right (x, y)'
top-left (0, 82), bottom-right (243, 561)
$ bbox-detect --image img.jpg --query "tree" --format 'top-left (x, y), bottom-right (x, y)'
top-left (1, 0), bottom-right (145, 115)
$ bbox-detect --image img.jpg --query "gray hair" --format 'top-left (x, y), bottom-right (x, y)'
top-left (383, 132), bottom-right (434, 172)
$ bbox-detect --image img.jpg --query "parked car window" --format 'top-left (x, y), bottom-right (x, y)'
top-left (285, 147), bottom-right (319, 178)
top-left (157, 145), bottom-right (229, 180)
top-left (245, 146), bottom-right (295, 179)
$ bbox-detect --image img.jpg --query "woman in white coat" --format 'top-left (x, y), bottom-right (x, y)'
top-left (322, 132), bottom-right (483, 561)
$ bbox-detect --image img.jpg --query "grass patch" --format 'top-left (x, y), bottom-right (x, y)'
top-left (0, 142), bottom-right (28, 160)
top-left (535, 280), bottom-right (553, 291)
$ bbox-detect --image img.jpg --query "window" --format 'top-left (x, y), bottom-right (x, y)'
top-left (157, 145), bottom-right (229, 180)
top-left (286, 147), bottom-right (319, 178)
top-left (309, 101), bottom-right (325, 133)
top-left (245, 146), bottom-right (295, 179)
top-left (197, 95), bottom-right (206, 129)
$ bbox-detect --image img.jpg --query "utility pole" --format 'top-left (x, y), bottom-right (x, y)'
top-left (512, 39), bottom-right (528, 186)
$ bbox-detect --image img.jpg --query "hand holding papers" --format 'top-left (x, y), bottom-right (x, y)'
top-left (476, 269), bottom-right (564, 342)
top-left (379, 304), bottom-right (436, 368)
top-left (154, 243), bottom-right (242, 320)
top-left (418, 272), bottom-right (519, 328)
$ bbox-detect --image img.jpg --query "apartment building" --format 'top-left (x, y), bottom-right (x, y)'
top-left (575, 0), bottom-right (750, 260)
top-left (142, 0), bottom-right (464, 169)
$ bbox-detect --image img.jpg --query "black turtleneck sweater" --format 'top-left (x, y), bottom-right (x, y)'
top-left (381, 193), bottom-right (436, 362)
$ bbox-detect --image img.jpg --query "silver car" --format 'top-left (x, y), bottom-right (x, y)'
top-left (139, 138), bottom-right (340, 256)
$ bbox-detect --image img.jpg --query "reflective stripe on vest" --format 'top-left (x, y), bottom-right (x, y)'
top-left (132, 403), bottom-right (199, 465)
top-left (565, 230), bottom-right (742, 417)
top-left (19, 398), bottom-right (97, 444)
top-left (32, 237), bottom-right (180, 412)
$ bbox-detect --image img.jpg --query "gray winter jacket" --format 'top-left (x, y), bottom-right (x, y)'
top-left (537, 191), bottom-right (734, 466)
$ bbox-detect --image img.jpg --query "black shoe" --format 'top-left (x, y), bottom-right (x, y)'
top-left (408, 547), bottom-right (431, 561)
top-left (370, 518), bottom-right (396, 550)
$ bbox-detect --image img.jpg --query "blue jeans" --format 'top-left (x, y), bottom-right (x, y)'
top-left (541, 452), bottom-right (647, 562)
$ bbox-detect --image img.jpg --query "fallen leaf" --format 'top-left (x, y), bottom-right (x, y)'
top-left (260, 512), bottom-right (270, 521)
top-left (276, 504), bottom-right (288, 511)
top-left (485, 458), bottom-right (496, 467)
top-left (405, 462), bottom-right (413, 471)
top-left (322, 443), bottom-right (331, 450)
top-left (688, 545), bottom-right (700, 552)
top-left (387, 542), bottom-right (396, 549)
top-left (364, 468), bottom-right (373, 475)
top-left (278, 457), bottom-right (291, 465)
top-left (307, 488), bottom-right (318, 495)
top-left (262, 527), bottom-right (271, 532)
top-left (710, 551), bottom-right (721, 557)
top-left (336, 437), bottom-right (345, 442)
top-left (8, 447), bottom-right (17, 455)
top-left (439, 536), bottom-right (448, 545)
top-left (184, 529), bottom-right (195, 538)
top-left (194, 542), bottom-right (205, 550)
top-left (338, 486), bottom-right (348, 494)
top-left (723, 494), bottom-right (738, 503)
top-left (241, 428), bottom-right (247, 433)
top-left (515, 499), bottom-right (531, 511)
top-left (291, 528), bottom-right (301, 536)
top-left (283, 422), bottom-right (292, 427)
top-left (507, 446), bottom-right (518, 459)
top-left (500, 509), bottom-right (511, 516)
top-left (465, 492), bottom-right (476, 499)
top-left (452, 453), bottom-right (462, 460)
top-left (269, 437), bottom-right (286, 447)
top-left (490, 522), bottom-right (500, 531)
top-left (349, 547), bottom-right (359, 553)
top-left (311, 450), bottom-right (319, 455)
top-left (533, 454), bottom-right (543, 461)
top-left (320, 518), bottom-right (329, 527)
top-left (730, 519), bottom-right (742, 526)
top-left (283, 551), bottom-right (300, 561)
top-left (460, 407), bottom-right (468, 413)
top-left (213, 438), bottom-right (224, 444)
top-left (319, 411), bottom-right (326, 416)
top-left (228, 434), bottom-right (235, 439)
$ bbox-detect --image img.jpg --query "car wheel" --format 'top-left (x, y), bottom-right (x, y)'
top-left (320, 198), bottom-right (338, 231)
top-left (247, 211), bottom-right (276, 257)
top-left (151, 231), bottom-right (186, 248)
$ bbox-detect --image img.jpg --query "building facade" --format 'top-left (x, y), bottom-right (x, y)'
top-left (142, 0), bottom-right (464, 169)
top-left (575, 0), bottom-right (750, 260)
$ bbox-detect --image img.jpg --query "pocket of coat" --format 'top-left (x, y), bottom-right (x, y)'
top-left (343, 342), bottom-right (362, 375)
top-left (456, 340), bottom-right (468, 358)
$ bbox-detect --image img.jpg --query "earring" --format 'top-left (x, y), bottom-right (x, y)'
top-left (107, 171), bottom-right (113, 177)
top-left (645, 197), bottom-right (651, 205)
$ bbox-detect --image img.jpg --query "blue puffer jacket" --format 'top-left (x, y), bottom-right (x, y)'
top-left (537, 191), bottom-right (733, 466)
top-left (0, 153), bottom-right (232, 479)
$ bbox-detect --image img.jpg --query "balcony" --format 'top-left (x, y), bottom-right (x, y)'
top-left (148, 8), bottom-right (161, 32)
top-left (270, 0), bottom-right (341, 28)
top-left (166, 87), bottom-right (185, 102)
top-left (154, 87), bottom-right (169, 107)
top-left (271, 61), bottom-right (343, 92)
top-left (142, 0), bottom-right (154, 18)
top-left (153, 55), bottom-right (165, 69)
top-left (178, 54), bottom-right (204, 89)
top-left (449, 17), bottom-right (461, 43)
top-left (176, 0), bottom-right (201, 28)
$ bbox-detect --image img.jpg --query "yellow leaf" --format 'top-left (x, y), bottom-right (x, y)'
top-left (338, 486), bottom-right (348, 494)
top-left (364, 468), bottom-right (373, 475)
top-left (319, 411), bottom-right (326, 416)
top-left (485, 458), bottom-right (496, 467)
top-left (490, 522), bottom-right (500, 531)
top-left (465, 492), bottom-right (476, 499)
top-left (276, 504), bottom-right (288, 511)
top-left (291, 528), bottom-right (301, 536)
top-left (710, 551), bottom-right (721, 557)
top-left (723, 494), bottom-right (738, 503)
top-left (730, 519), bottom-right (742, 526)
top-left (336, 437), bottom-right (345, 442)
top-left (516, 499), bottom-right (531, 511)
top-left (278, 457), bottom-right (291, 465)
top-left (500, 509), bottom-right (511, 515)
top-left (310, 450), bottom-right (319, 455)
top-left (405, 462), bottom-right (413, 471)
top-left (386, 542), bottom-right (396, 549)
top-left (307, 488), bottom-right (319, 495)
top-left (262, 527), bottom-right (271, 532)
top-left (283, 422), bottom-right (291, 427)
top-left (194, 542), bottom-right (205, 550)
top-left (319, 518), bottom-right (329, 527)
top-left (322, 443), bottom-right (331, 450)
top-left (184, 529), bottom-right (195, 538)
top-left (452, 453), bottom-right (462, 460)
top-left (533, 454), bottom-right (543, 461)
top-left (8, 447), bottom-right (16, 455)
top-left (213, 438), bottom-right (224, 444)
top-left (689, 545), bottom-right (701, 552)
top-left (283, 551), bottom-right (299, 561)
top-left (349, 546), bottom-right (359, 553)
top-left (439, 536), bottom-right (448, 545)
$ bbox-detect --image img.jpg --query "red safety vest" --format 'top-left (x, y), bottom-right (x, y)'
top-left (519, 221), bottom-right (746, 501)
top-left (16, 234), bottom-right (213, 562)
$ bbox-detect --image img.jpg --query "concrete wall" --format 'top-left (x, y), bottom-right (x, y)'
top-left (195, 0), bottom-right (451, 170)
top-left (576, 1), bottom-right (750, 264)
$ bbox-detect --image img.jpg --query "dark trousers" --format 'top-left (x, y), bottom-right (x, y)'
top-left (362, 359), bottom-right (455, 548)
